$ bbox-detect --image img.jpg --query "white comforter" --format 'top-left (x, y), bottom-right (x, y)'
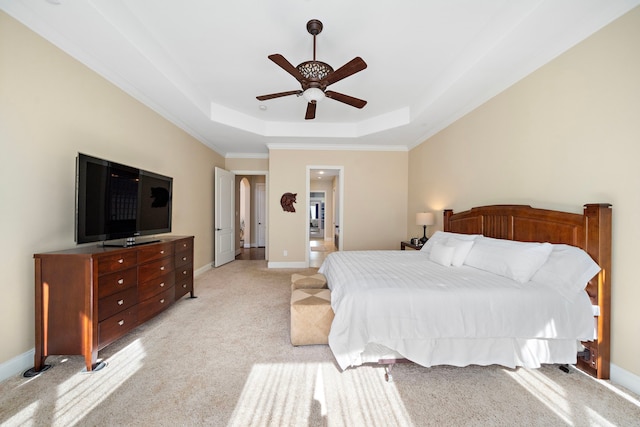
top-left (318, 250), bottom-right (595, 370)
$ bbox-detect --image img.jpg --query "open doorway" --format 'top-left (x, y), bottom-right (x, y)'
top-left (307, 167), bottom-right (343, 268)
top-left (235, 173), bottom-right (267, 261)
top-left (239, 177), bottom-right (250, 248)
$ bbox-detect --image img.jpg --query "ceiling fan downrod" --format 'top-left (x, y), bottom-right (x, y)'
top-left (306, 19), bottom-right (323, 61)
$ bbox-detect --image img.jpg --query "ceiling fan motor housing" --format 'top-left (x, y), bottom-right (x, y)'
top-left (297, 61), bottom-right (334, 86)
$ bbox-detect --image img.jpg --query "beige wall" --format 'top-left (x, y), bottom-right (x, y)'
top-left (408, 7), bottom-right (640, 377)
top-left (0, 12), bottom-right (224, 366)
top-left (225, 157), bottom-right (269, 172)
top-left (268, 149), bottom-right (408, 265)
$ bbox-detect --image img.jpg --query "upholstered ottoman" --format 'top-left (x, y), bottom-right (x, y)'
top-left (290, 288), bottom-right (334, 346)
top-left (291, 273), bottom-right (327, 291)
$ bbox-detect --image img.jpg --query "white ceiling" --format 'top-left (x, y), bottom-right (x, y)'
top-left (2, 0), bottom-right (638, 157)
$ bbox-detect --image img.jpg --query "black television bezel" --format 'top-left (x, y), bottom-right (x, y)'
top-left (75, 153), bottom-right (173, 245)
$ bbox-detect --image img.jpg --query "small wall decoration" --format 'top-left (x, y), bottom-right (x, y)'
top-left (280, 192), bottom-right (297, 212)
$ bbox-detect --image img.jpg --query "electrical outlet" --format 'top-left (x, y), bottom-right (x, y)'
top-left (283, 250), bottom-right (288, 256)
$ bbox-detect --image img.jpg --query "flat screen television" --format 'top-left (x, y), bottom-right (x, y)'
top-left (76, 153), bottom-right (173, 246)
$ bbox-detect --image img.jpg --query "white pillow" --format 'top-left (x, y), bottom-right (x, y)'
top-left (464, 236), bottom-right (553, 283)
top-left (429, 241), bottom-right (456, 266)
top-left (420, 231), bottom-right (480, 257)
top-left (446, 238), bottom-right (475, 267)
top-left (530, 244), bottom-right (601, 300)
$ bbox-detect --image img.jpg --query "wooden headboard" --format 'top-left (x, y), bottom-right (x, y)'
top-left (443, 203), bottom-right (612, 379)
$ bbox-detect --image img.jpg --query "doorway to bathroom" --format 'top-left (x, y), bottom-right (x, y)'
top-left (307, 166), bottom-right (342, 267)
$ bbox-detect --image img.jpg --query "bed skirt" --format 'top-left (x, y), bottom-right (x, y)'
top-left (351, 338), bottom-right (583, 370)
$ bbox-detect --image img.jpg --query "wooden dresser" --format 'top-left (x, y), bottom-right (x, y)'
top-left (32, 236), bottom-right (194, 373)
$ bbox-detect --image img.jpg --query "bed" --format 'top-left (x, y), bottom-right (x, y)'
top-left (318, 204), bottom-right (611, 380)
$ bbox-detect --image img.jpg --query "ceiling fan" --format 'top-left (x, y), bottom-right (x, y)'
top-left (256, 19), bottom-right (367, 120)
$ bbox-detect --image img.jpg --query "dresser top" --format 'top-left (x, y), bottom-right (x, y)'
top-left (34, 235), bottom-right (193, 257)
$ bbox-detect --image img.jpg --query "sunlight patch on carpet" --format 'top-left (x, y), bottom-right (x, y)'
top-left (14, 339), bottom-right (147, 427)
top-left (505, 368), bottom-right (619, 427)
top-left (229, 362), bottom-right (414, 426)
top-left (53, 339), bottom-right (145, 425)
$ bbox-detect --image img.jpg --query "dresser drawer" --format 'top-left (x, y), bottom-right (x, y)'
top-left (98, 267), bottom-right (137, 299)
top-left (139, 272), bottom-right (175, 302)
top-left (138, 287), bottom-right (174, 323)
top-left (175, 237), bottom-right (193, 253)
top-left (97, 251), bottom-right (138, 275)
top-left (98, 287), bottom-right (138, 322)
top-left (175, 266), bottom-right (193, 295)
top-left (98, 307), bottom-right (138, 349)
top-left (175, 249), bottom-right (192, 268)
top-left (138, 242), bottom-right (174, 264)
top-left (139, 256), bottom-right (174, 282)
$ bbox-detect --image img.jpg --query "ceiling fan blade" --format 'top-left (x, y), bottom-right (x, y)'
top-left (305, 102), bottom-right (317, 120)
top-left (256, 90), bottom-right (302, 101)
top-left (325, 91), bottom-right (367, 109)
top-left (323, 57), bottom-right (367, 86)
top-left (268, 54), bottom-right (305, 83)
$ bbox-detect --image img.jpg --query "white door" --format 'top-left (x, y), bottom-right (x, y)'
top-left (214, 167), bottom-right (235, 267)
top-left (257, 183), bottom-right (266, 247)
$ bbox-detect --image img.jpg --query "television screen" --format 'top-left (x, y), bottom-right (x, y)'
top-left (76, 153), bottom-right (172, 245)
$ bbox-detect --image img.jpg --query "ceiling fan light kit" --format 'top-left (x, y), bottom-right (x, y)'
top-left (302, 87), bottom-right (325, 103)
top-left (256, 19), bottom-right (367, 120)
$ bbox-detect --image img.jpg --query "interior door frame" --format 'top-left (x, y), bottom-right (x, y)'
top-left (231, 170), bottom-right (269, 260)
top-left (306, 166), bottom-right (343, 267)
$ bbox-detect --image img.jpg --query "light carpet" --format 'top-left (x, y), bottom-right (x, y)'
top-left (1, 260), bottom-right (640, 426)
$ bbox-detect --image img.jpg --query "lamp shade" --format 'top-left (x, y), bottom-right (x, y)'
top-left (416, 212), bottom-right (435, 226)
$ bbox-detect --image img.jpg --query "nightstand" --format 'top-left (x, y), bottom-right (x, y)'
top-left (401, 241), bottom-right (423, 250)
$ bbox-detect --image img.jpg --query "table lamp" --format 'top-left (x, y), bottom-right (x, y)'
top-left (416, 212), bottom-right (435, 244)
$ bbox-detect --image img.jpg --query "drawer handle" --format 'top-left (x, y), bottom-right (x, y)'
top-left (160, 250), bottom-right (165, 254)
top-left (160, 299), bottom-right (165, 304)
top-left (183, 243), bottom-right (187, 248)
top-left (182, 270), bottom-right (187, 275)
top-left (182, 284), bottom-right (187, 288)
top-left (118, 320), bottom-right (125, 326)
top-left (160, 266), bottom-right (165, 271)
top-left (117, 278), bottom-right (124, 285)
top-left (160, 282), bottom-right (165, 287)
top-left (117, 299), bottom-right (124, 305)
top-left (182, 256), bottom-right (187, 261)
top-left (118, 258), bottom-right (124, 264)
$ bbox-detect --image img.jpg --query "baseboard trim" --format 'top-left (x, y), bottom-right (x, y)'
top-left (195, 264), bottom-right (211, 277)
top-left (610, 363), bottom-right (640, 395)
top-left (268, 261), bottom-right (308, 269)
top-left (0, 349), bottom-right (34, 383)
